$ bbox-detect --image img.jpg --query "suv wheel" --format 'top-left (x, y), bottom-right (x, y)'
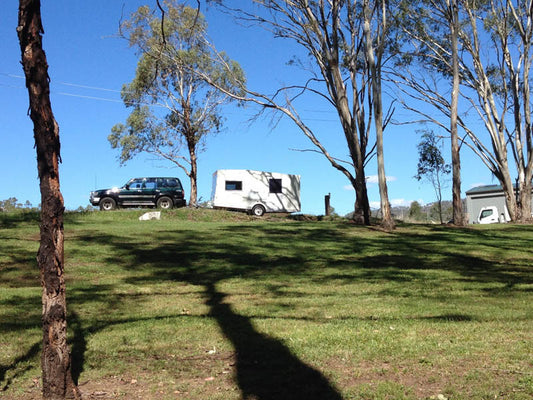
top-left (157, 196), bottom-right (173, 209)
top-left (100, 197), bottom-right (116, 211)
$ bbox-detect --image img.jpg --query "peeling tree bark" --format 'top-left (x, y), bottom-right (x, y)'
top-left (17, 1), bottom-right (80, 399)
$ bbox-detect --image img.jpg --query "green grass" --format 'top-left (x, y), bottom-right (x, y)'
top-left (1, 208), bottom-right (532, 399)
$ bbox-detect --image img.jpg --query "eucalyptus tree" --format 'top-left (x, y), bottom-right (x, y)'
top-left (479, 0), bottom-right (533, 222)
top-left (110, 0), bottom-right (244, 207)
top-left (415, 130), bottom-right (451, 224)
top-left (444, 0), bottom-right (533, 222)
top-left (17, 0), bottom-right (79, 398)
top-left (392, 0), bottom-right (465, 225)
top-left (396, 0), bottom-right (533, 222)
top-left (449, 0), bottom-right (462, 225)
top-left (363, 0), bottom-right (395, 229)
top-left (207, 0), bottom-right (401, 228)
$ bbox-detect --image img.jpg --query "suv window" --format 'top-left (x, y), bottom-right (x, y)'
top-left (128, 178), bottom-right (144, 189)
top-left (143, 179), bottom-right (156, 190)
top-left (158, 178), bottom-right (181, 189)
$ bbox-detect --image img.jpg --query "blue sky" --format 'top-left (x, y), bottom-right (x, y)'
top-left (1, 0), bottom-right (494, 216)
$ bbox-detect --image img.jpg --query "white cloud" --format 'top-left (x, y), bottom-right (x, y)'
top-left (366, 175), bottom-right (397, 184)
top-left (370, 201), bottom-right (380, 209)
top-left (343, 175), bottom-right (397, 190)
top-left (390, 198), bottom-right (410, 207)
top-left (469, 182), bottom-right (486, 188)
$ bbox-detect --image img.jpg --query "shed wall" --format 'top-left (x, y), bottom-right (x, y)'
top-left (466, 186), bottom-right (533, 223)
top-left (466, 192), bottom-right (507, 223)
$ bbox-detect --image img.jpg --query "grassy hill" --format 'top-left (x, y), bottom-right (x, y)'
top-left (1, 209), bottom-right (532, 399)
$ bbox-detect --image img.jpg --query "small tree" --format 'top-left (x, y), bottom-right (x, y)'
top-left (110, 1), bottom-right (244, 207)
top-left (415, 130), bottom-right (451, 224)
top-left (408, 200), bottom-right (423, 221)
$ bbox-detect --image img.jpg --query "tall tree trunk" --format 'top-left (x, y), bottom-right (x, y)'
top-left (522, 46), bottom-right (533, 222)
top-left (326, 23), bottom-right (371, 225)
top-left (17, 1), bottom-right (79, 399)
top-left (520, 180), bottom-right (532, 222)
top-left (501, 168), bottom-right (518, 221)
top-left (437, 174), bottom-right (444, 224)
top-left (363, 0), bottom-right (394, 230)
top-left (188, 142), bottom-right (198, 207)
top-left (449, 0), bottom-right (464, 226)
top-left (516, 5), bottom-right (533, 223)
top-left (352, 167), bottom-right (371, 225)
top-left (374, 102), bottom-right (394, 230)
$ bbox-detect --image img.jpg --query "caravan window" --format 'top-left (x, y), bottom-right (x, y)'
top-left (225, 181), bottom-right (242, 191)
top-left (269, 178), bottom-right (282, 194)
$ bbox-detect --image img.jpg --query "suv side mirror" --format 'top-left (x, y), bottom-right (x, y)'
top-left (124, 184), bottom-right (130, 190)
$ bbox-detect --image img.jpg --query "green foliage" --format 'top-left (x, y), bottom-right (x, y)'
top-left (0, 197), bottom-right (36, 212)
top-left (415, 130), bottom-right (451, 182)
top-left (110, 0), bottom-right (245, 200)
top-left (408, 200), bottom-right (423, 220)
top-left (109, 107), bottom-right (162, 164)
top-left (415, 130), bottom-right (450, 223)
top-left (393, 1), bottom-right (452, 74)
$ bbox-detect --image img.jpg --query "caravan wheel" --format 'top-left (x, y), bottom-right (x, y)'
top-left (251, 204), bottom-right (266, 217)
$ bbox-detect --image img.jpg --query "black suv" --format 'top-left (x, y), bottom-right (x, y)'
top-left (90, 177), bottom-right (186, 211)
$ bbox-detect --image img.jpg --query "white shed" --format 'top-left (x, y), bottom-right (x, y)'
top-left (211, 169), bottom-right (301, 216)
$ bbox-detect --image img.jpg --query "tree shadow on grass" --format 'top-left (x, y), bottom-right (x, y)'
top-left (205, 283), bottom-right (343, 400)
top-left (5, 220), bottom-right (532, 396)
top-left (66, 229), bottom-right (346, 399)
top-left (69, 311), bottom-right (86, 385)
top-left (0, 342), bottom-right (40, 392)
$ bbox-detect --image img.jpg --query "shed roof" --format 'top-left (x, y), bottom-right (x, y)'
top-left (465, 182), bottom-right (531, 196)
top-left (465, 184), bottom-right (504, 195)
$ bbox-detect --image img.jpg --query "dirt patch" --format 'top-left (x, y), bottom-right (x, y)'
top-left (2, 353), bottom-right (240, 400)
top-left (326, 356), bottom-right (528, 399)
top-left (338, 359), bottom-right (448, 398)
top-left (3, 355), bottom-right (528, 400)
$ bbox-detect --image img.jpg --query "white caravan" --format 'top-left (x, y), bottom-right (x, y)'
top-left (211, 169), bottom-right (301, 216)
